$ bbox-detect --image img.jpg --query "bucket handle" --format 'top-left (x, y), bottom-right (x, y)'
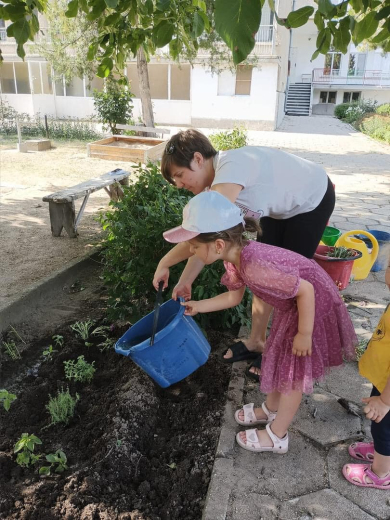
top-left (150, 281), bottom-right (164, 346)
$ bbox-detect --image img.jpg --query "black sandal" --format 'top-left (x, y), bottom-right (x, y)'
top-left (245, 354), bottom-right (262, 382)
top-left (222, 341), bottom-right (259, 363)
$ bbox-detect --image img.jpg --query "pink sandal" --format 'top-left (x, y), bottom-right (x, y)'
top-left (348, 441), bottom-right (375, 462)
top-left (343, 463), bottom-right (390, 489)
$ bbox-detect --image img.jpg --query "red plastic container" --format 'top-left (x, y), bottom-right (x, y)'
top-left (314, 245), bottom-right (362, 290)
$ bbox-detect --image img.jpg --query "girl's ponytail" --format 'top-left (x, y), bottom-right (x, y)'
top-left (244, 217), bottom-right (262, 237)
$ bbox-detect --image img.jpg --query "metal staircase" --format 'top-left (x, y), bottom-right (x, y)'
top-left (285, 83), bottom-right (312, 116)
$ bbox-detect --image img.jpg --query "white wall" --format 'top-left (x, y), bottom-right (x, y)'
top-left (290, 22), bottom-right (324, 83)
top-left (2, 94), bottom-right (34, 115)
top-left (191, 63), bottom-right (278, 125)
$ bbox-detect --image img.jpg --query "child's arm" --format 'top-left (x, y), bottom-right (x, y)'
top-left (153, 242), bottom-right (194, 290)
top-left (386, 263), bottom-right (390, 290)
top-left (180, 287), bottom-right (246, 316)
top-left (292, 279), bottom-right (315, 357)
top-left (363, 377), bottom-right (390, 423)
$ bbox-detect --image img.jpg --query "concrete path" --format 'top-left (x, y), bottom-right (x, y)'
top-left (203, 116), bottom-right (390, 520)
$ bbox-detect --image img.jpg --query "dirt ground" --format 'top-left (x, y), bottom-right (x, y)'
top-left (0, 139), bottom-right (138, 312)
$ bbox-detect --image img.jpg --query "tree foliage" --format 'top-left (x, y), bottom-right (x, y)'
top-left (1, 0), bottom-right (389, 70)
top-left (92, 78), bottom-right (134, 133)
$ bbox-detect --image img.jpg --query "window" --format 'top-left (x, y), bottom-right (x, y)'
top-left (41, 63), bottom-right (53, 94)
top-left (55, 78), bottom-right (64, 96)
top-left (66, 77), bottom-right (84, 96)
top-left (170, 64), bottom-right (190, 100)
top-left (30, 62), bottom-right (42, 94)
top-left (348, 53), bottom-right (366, 77)
top-left (149, 64), bottom-right (169, 99)
top-left (86, 75), bottom-right (104, 97)
top-left (324, 52), bottom-right (341, 76)
top-left (29, 62), bottom-right (52, 94)
top-left (235, 65), bottom-right (253, 95)
top-left (343, 91), bottom-right (361, 103)
top-left (0, 62), bottom-right (16, 93)
top-left (319, 91), bottom-right (337, 104)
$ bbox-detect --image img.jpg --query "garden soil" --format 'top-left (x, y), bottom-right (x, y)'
top-left (0, 140), bottom-right (135, 313)
top-left (0, 276), bottom-right (233, 520)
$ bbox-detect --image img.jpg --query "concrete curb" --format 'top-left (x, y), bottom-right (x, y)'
top-left (0, 250), bottom-right (103, 336)
top-left (202, 360), bottom-right (247, 520)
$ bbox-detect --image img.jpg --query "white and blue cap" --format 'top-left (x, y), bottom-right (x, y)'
top-left (163, 190), bottom-right (245, 244)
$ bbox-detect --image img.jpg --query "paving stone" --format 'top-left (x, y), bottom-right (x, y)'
top-left (347, 217), bottom-right (381, 226)
top-left (233, 431), bottom-right (326, 499)
top-left (293, 390), bottom-right (362, 446)
top-left (279, 488), bottom-right (376, 520)
top-left (202, 457), bottom-right (234, 520)
top-left (317, 361), bottom-right (372, 406)
top-left (231, 493), bottom-right (280, 520)
top-left (328, 444), bottom-right (390, 519)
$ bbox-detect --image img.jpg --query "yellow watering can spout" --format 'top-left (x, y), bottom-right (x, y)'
top-left (336, 230), bottom-right (379, 280)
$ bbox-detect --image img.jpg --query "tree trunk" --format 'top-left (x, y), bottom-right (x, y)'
top-left (137, 46), bottom-right (155, 134)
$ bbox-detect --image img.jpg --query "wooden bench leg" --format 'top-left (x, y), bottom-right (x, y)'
top-left (48, 201), bottom-right (78, 238)
top-left (105, 182), bottom-right (125, 202)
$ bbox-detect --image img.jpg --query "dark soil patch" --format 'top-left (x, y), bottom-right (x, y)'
top-left (0, 288), bottom-right (233, 520)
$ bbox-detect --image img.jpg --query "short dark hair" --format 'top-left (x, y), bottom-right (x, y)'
top-left (161, 129), bottom-right (217, 185)
top-left (195, 218), bottom-right (262, 248)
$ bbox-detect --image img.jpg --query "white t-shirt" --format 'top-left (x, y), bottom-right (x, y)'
top-left (211, 147), bottom-right (328, 220)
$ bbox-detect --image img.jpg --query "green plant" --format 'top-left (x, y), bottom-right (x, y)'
top-left (2, 340), bottom-right (21, 360)
top-left (0, 389), bottom-right (17, 411)
top-left (14, 433), bottom-right (42, 467)
top-left (209, 127), bottom-right (248, 151)
top-left (93, 79), bottom-right (134, 134)
top-left (334, 103), bottom-right (352, 120)
top-left (357, 114), bottom-right (390, 145)
top-left (64, 356), bottom-right (96, 383)
top-left (376, 103), bottom-right (390, 117)
top-left (99, 162), bottom-right (251, 329)
top-left (326, 246), bottom-right (356, 259)
top-left (356, 339), bottom-right (368, 361)
top-left (52, 335), bottom-right (64, 347)
top-left (70, 319), bottom-right (95, 341)
top-left (92, 326), bottom-right (115, 352)
top-left (39, 450), bottom-right (68, 476)
top-left (46, 388), bottom-right (79, 426)
top-left (43, 345), bottom-right (58, 361)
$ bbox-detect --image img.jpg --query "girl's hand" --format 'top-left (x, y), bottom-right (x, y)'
top-left (153, 265), bottom-right (169, 290)
top-left (292, 332), bottom-right (312, 357)
top-left (172, 281), bottom-right (192, 301)
top-left (362, 395), bottom-right (390, 423)
top-left (181, 300), bottom-right (201, 316)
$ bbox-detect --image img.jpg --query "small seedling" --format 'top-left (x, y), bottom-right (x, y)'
top-left (327, 246), bottom-right (356, 259)
top-left (14, 433), bottom-right (42, 467)
top-left (46, 388), bottom-right (79, 426)
top-left (70, 320), bottom-right (95, 341)
top-left (92, 326), bottom-right (115, 352)
top-left (39, 450), bottom-right (68, 476)
top-left (166, 462), bottom-right (177, 469)
top-left (52, 335), bottom-right (64, 348)
top-left (42, 345), bottom-right (58, 361)
top-left (0, 389), bottom-right (17, 411)
top-left (2, 340), bottom-right (21, 360)
top-left (63, 356), bottom-right (96, 383)
top-left (9, 325), bottom-right (26, 345)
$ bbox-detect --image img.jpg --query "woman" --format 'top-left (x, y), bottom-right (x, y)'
top-left (153, 129), bottom-right (335, 380)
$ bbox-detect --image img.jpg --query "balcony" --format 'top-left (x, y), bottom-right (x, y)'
top-left (0, 28), bottom-right (7, 41)
top-left (312, 68), bottom-right (390, 87)
top-left (253, 25), bottom-right (275, 56)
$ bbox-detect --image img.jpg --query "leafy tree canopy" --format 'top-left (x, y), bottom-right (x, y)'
top-left (1, 0), bottom-right (389, 73)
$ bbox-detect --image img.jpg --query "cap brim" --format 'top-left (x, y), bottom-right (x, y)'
top-left (163, 226), bottom-right (200, 243)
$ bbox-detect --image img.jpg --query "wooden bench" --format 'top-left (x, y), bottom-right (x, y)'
top-left (42, 168), bottom-right (131, 238)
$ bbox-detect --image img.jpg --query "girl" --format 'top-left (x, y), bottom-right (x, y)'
top-left (342, 260), bottom-right (390, 489)
top-left (154, 129), bottom-right (335, 381)
top-left (163, 190), bottom-right (357, 453)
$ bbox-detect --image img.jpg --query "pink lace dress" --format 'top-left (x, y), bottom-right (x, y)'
top-left (221, 241), bottom-right (357, 394)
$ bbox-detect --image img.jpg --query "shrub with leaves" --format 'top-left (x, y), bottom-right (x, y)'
top-left (334, 103), bottom-right (352, 120)
top-left (209, 127), bottom-right (248, 151)
top-left (0, 389), bottom-right (17, 411)
top-left (357, 114), bottom-right (390, 144)
top-left (46, 388), bottom-right (79, 426)
top-left (376, 103), bottom-right (390, 117)
top-left (14, 433), bottom-right (42, 467)
top-left (64, 356), bottom-right (96, 383)
top-left (93, 79), bottom-right (134, 134)
top-left (99, 162), bottom-right (252, 329)
top-left (70, 319), bottom-right (95, 343)
top-left (39, 450), bottom-right (68, 476)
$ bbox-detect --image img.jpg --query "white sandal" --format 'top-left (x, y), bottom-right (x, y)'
top-left (236, 423), bottom-right (289, 454)
top-left (234, 402), bottom-right (277, 426)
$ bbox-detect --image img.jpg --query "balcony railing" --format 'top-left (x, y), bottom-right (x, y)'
top-left (312, 68), bottom-right (390, 87)
top-left (253, 25), bottom-right (275, 56)
top-left (0, 28), bottom-right (7, 41)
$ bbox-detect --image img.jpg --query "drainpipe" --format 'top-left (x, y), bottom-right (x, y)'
top-left (284, 0), bottom-right (296, 113)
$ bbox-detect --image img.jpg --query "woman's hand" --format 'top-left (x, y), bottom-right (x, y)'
top-left (153, 265), bottom-right (169, 291)
top-left (292, 332), bottom-right (312, 357)
top-left (172, 281), bottom-right (192, 301)
top-left (181, 300), bottom-right (202, 316)
top-left (362, 395), bottom-right (390, 423)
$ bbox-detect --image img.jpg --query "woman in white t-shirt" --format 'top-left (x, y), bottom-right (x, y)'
top-left (153, 129), bottom-right (335, 379)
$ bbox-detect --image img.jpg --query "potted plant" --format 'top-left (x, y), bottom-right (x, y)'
top-left (314, 245), bottom-right (363, 290)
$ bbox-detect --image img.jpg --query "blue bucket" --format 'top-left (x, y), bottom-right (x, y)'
top-left (115, 298), bottom-right (211, 388)
top-left (354, 230), bottom-right (390, 272)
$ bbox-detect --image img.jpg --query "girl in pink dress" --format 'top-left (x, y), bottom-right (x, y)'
top-left (164, 191), bottom-right (357, 454)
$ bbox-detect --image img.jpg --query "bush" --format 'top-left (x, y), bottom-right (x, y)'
top-left (376, 103), bottom-right (390, 117)
top-left (93, 79), bottom-right (134, 134)
top-left (334, 103), bottom-right (351, 120)
top-left (46, 388), bottom-right (79, 426)
top-left (356, 114), bottom-right (390, 144)
top-left (334, 99), bottom-right (377, 124)
top-left (63, 356), bottom-right (95, 383)
top-left (209, 127), bottom-right (248, 151)
top-left (99, 162), bottom-right (252, 330)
